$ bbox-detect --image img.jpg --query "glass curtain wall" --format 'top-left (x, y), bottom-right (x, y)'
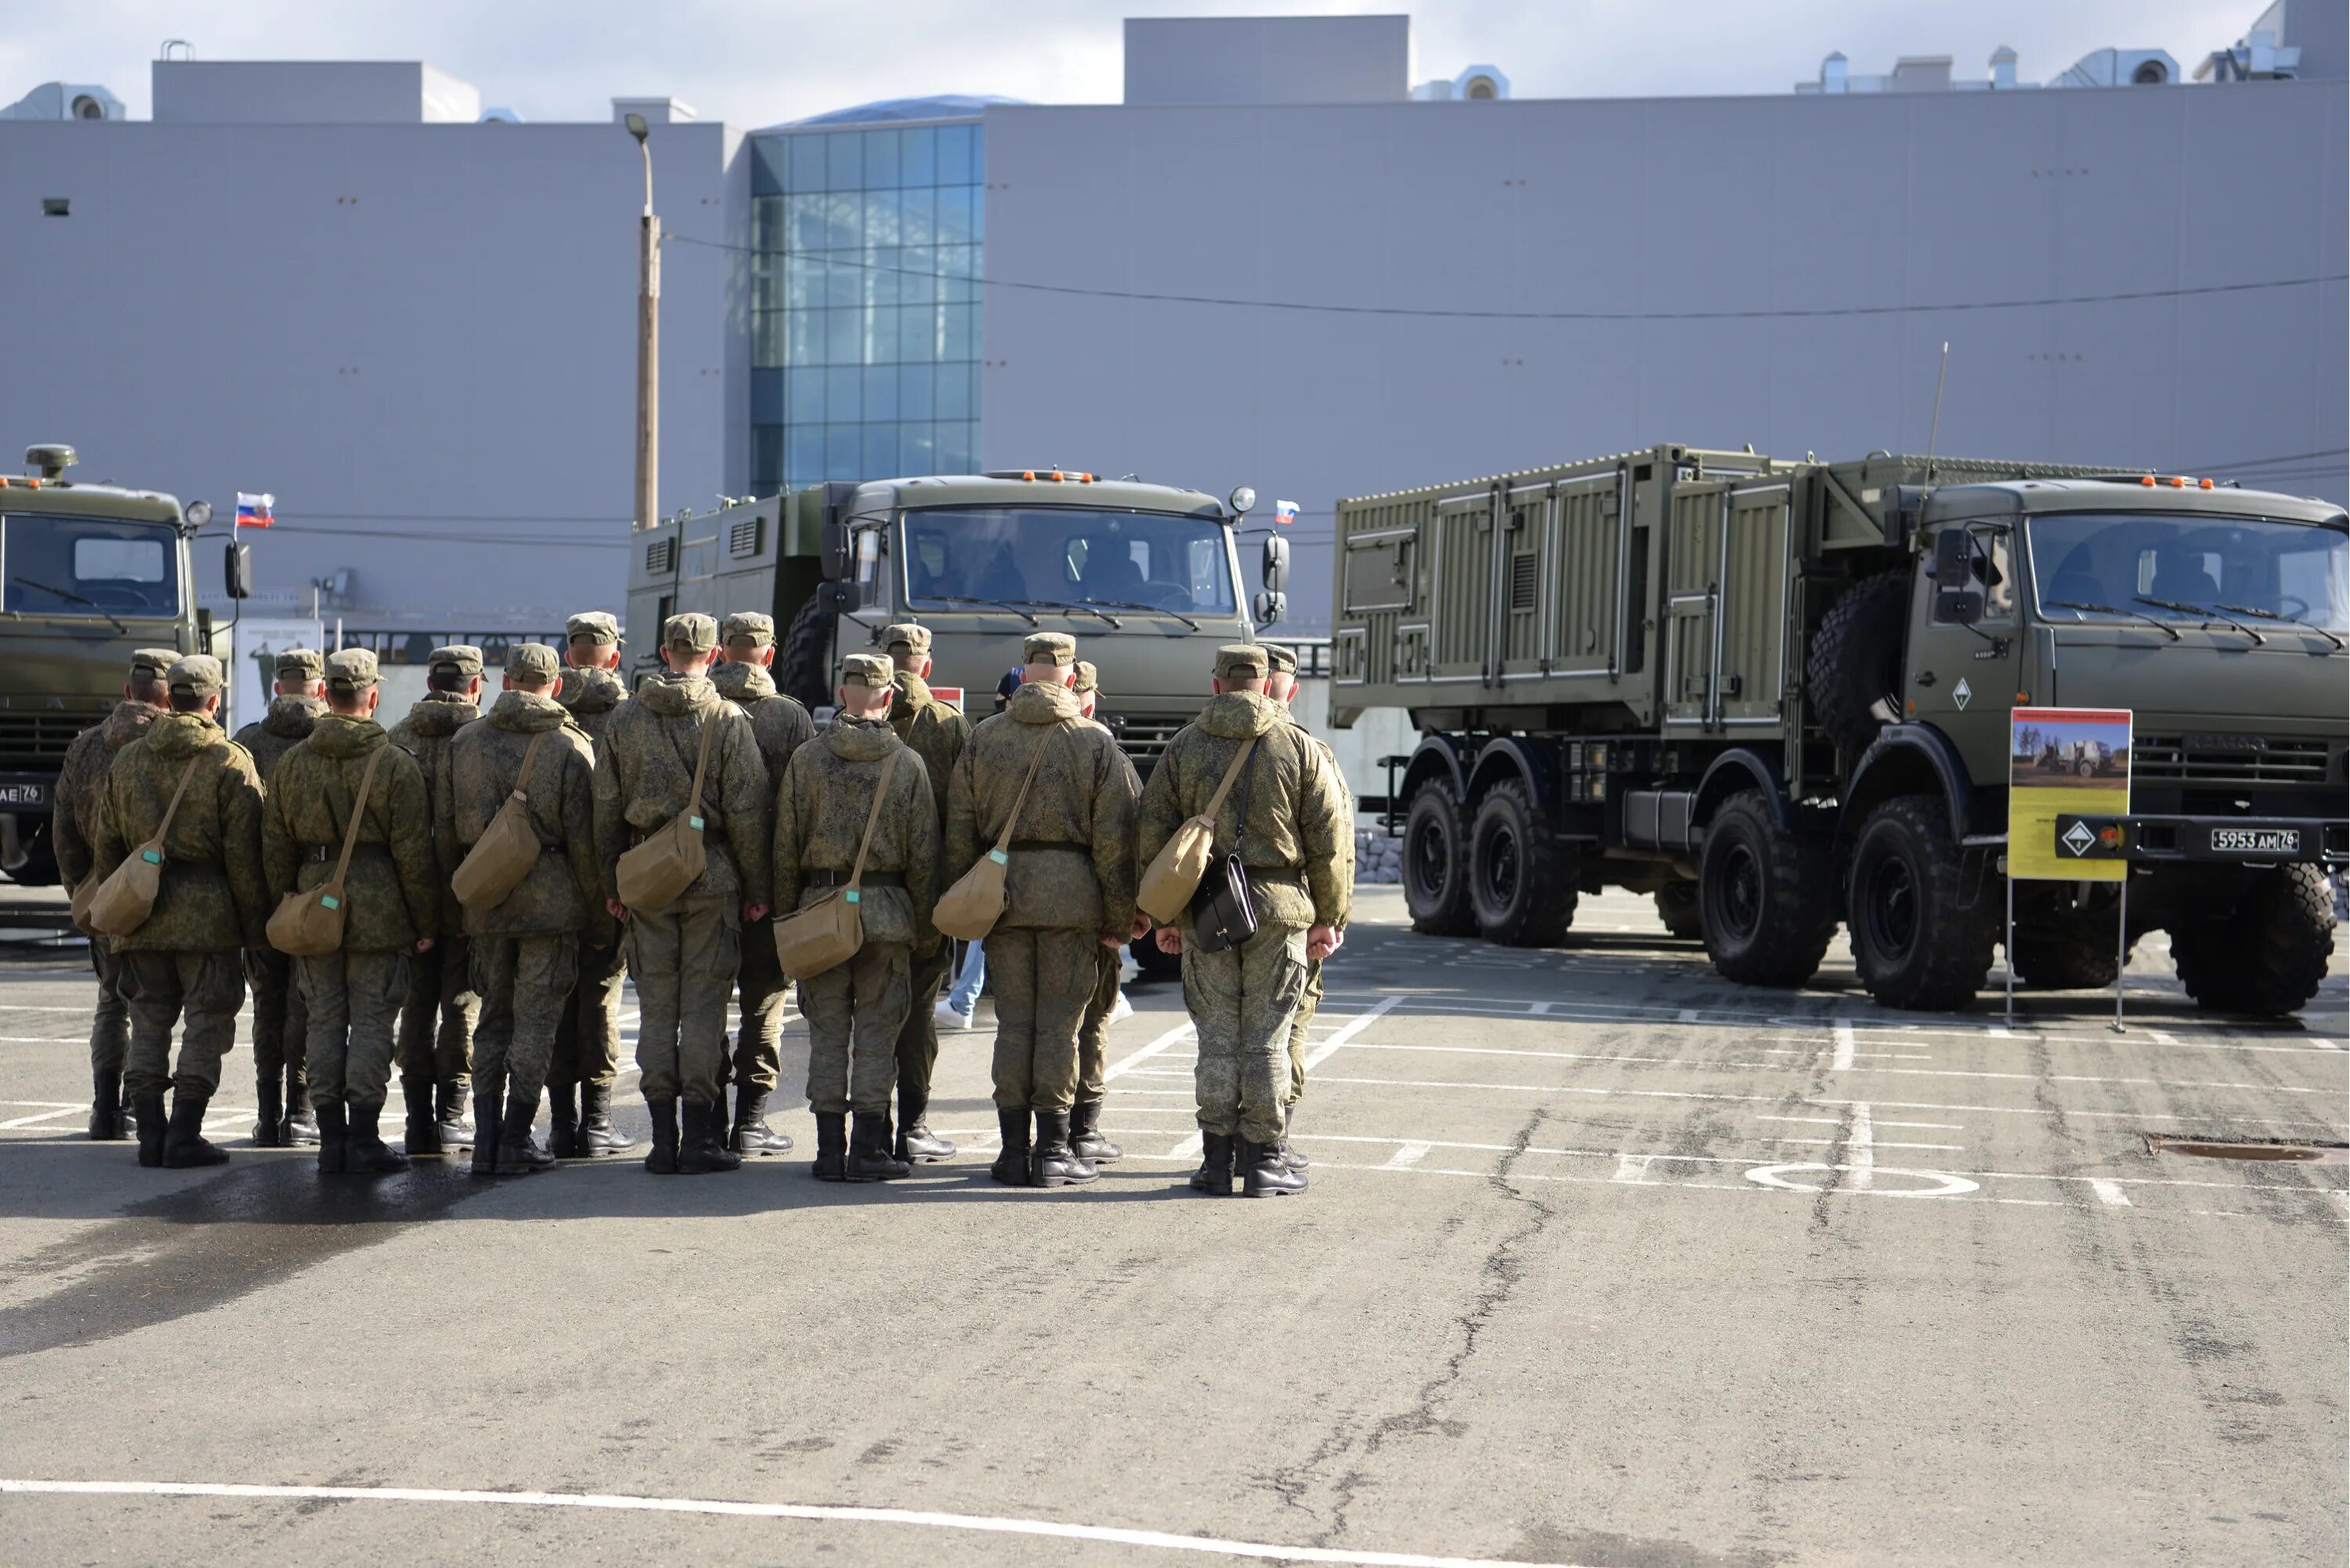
top-left (750, 121), bottom-right (984, 493)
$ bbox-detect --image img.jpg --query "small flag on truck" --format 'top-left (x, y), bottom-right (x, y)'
top-left (235, 493), bottom-right (274, 528)
top-left (1274, 499), bottom-right (1298, 525)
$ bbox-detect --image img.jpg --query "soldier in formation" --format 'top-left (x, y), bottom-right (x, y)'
top-left (389, 644), bottom-right (483, 1154)
top-left (550, 612), bottom-right (634, 1156)
top-left (880, 622), bottom-right (969, 1164)
top-left (231, 647), bottom-right (327, 1147)
top-left (1069, 659), bottom-right (1136, 1165)
top-left (1264, 642), bottom-right (1352, 1169)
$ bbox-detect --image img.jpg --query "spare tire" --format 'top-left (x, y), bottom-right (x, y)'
top-left (779, 594), bottom-right (837, 710)
top-left (1806, 571), bottom-right (1911, 759)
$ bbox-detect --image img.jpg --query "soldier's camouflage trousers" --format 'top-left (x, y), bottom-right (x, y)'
top-left (988, 927), bottom-right (1097, 1113)
top-left (730, 911), bottom-right (786, 1096)
top-left (299, 950), bottom-right (410, 1110)
top-left (471, 934), bottom-right (580, 1104)
top-left (550, 935), bottom-right (625, 1090)
top-left (118, 949), bottom-right (244, 1098)
top-left (1284, 957), bottom-right (1323, 1107)
top-left (801, 941), bottom-right (910, 1116)
top-left (88, 940), bottom-right (129, 1078)
top-left (242, 947), bottom-right (310, 1090)
top-left (396, 934), bottom-right (476, 1091)
top-left (1182, 922), bottom-right (1307, 1147)
top-left (891, 936), bottom-right (950, 1109)
top-left (627, 898), bottom-right (738, 1108)
top-left (1075, 941), bottom-right (1121, 1101)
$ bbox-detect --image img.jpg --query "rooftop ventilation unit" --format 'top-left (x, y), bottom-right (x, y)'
top-left (0, 82), bottom-right (127, 121)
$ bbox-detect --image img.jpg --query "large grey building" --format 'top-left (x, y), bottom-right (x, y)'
top-left (2, 8), bottom-right (2341, 638)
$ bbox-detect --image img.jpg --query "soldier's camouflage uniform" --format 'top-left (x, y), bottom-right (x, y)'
top-left (450, 690), bottom-right (607, 1114)
top-left (88, 711), bottom-right (269, 1100)
top-left (389, 691), bottom-right (480, 1113)
top-left (1075, 730), bottom-right (1143, 1101)
top-left (552, 663), bottom-right (629, 1104)
top-left (1282, 711), bottom-right (1353, 1106)
top-left (710, 659), bottom-right (815, 1111)
top-left (1138, 690), bottom-right (1349, 1147)
top-left (887, 666), bottom-right (971, 1142)
top-left (53, 697), bottom-right (161, 1096)
top-left (592, 670), bottom-right (771, 1110)
top-left (263, 714), bottom-right (440, 1111)
top-left (945, 678), bottom-right (1138, 1116)
top-left (233, 694), bottom-right (325, 1125)
top-left (772, 714), bottom-right (938, 1116)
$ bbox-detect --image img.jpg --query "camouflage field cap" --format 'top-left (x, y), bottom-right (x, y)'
top-left (1023, 631), bottom-right (1076, 667)
top-left (882, 623), bottom-right (932, 656)
top-left (1214, 644), bottom-right (1269, 681)
top-left (428, 644), bottom-right (484, 677)
top-left (840, 652), bottom-right (894, 690)
top-left (325, 648), bottom-right (381, 692)
top-left (1072, 659), bottom-right (1099, 695)
top-left (721, 611), bottom-right (776, 649)
top-left (663, 612), bottom-right (718, 654)
top-left (273, 647), bottom-right (325, 681)
top-left (165, 654), bottom-right (225, 699)
top-left (566, 611), bottom-right (621, 646)
top-left (130, 647), bottom-right (181, 680)
top-left (506, 643), bottom-right (561, 682)
top-left (1263, 644), bottom-right (1298, 675)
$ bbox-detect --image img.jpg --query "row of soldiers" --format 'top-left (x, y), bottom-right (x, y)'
top-left (53, 610), bottom-right (1350, 1195)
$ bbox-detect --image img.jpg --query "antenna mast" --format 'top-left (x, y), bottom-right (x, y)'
top-left (1924, 341), bottom-right (1950, 485)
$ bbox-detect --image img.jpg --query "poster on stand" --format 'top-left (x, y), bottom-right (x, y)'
top-left (2008, 706), bottom-right (2131, 881)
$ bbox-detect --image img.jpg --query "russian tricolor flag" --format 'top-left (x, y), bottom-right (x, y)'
top-left (235, 492), bottom-right (274, 528)
top-left (1274, 499), bottom-right (1298, 526)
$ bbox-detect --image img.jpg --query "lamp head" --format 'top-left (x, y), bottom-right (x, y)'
top-left (624, 112), bottom-right (649, 142)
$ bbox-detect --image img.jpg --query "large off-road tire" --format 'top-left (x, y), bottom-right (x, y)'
top-left (2170, 865), bottom-right (2337, 1017)
top-left (2010, 924), bottom-right (2124, 991)
top-left (778, 594), bottom-right (838, 711)
top-left (1846, 795), bottom-right (1998, 1011)
top-left (1700, 789), bottom-right (1835, 988)
top-left (1467, 779), bottom-right (1577, 947)
top-left (1806, 571), bottom-right (1911, 758)
top-left (1401, 778), bottom-right (1475, 937)
top-left (1654, 881), bottom-right (1703, 941)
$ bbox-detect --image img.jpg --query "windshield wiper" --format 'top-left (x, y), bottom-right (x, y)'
top-left (11, 577), bottom-right (127, 635)
top-left (2134, 595), bottom-right (2265, 645)
top-left (913, 595), bottom-right (1038, 627)
top-left (2045, 598), bottom-right (2181, 641)
top-left (1001, 598), bottom-right (1125, 630)
top-left (1072, 596), bottom-right (1201, 632)
top-left (2218, 602), bottom-right (2348, 651)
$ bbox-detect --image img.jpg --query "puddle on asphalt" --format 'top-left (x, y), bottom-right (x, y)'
top-left (2143, 1134), bottom-right (2349, 1164)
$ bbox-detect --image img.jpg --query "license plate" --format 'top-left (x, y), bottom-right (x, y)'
top-left (2211, 827), bottom-right (2298, 854)
top-left (0, 781), bottom-right (48, 807)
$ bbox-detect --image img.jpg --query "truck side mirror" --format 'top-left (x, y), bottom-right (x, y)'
top-left (1931, 529), bottom-right (1983, 623)
top-left (1253, 589), bottom-right (1287, 626)
top-left (224, 541), bottom-right (254, 600)
top-left (816, 580), bottom-right (862, 613)
top-left (1260, 533), bottom-right (1289, 595)
top-left (819, 520), bottom-right (851, 581)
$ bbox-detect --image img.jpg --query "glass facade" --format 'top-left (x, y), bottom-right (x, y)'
top-left (749, 121), bottom-right (984, 493)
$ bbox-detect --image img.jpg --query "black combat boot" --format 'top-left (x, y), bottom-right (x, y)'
top-left (988, 1107), bottom-right (1031, 1187)
top-left (435, 1079), bottom-right (472, 1151)
top-left (251, 1075), bottom-right (284, 1147)
top-left (283, 1072), bottom-right (320, 1146)
top-left (133, 1091), bottom-right (168, 1169)
top-left (89, 1071), bottom-right (129, 1141)
top-left (161, 1089), bottom-right (230, 1168)
top-left (1189, 1133), bottom-right (1235, 1196)
top-left (1241, 1137), bottom-right (1305, 1198)
top-left (497, 1084), bottom-right (555, 1172)
top-left (403, 1075), bottom-right (442, 1157)
top-left (847, 1111), bottom-right (912, 1182)
top-left (895, 1082), bottom-right (954, 1163)
top-left (1069, 1098), bottom-right (1122, 1163)
top-left (580, 1082), bottom-right (637, 1154)
top-left (1029, 1111), bottom-right (1097, 1189)
top-left (811, 1111), bottom-right (848, 1181)
top-left (345, 1102), bottom-right (411, 1174)
top-left (643, 1096), bottom-right (681, 1174)
top-left (1281, 1111), bottom-right (1309, 1172)
top-left (678, 1100), bottom-right (743, 1174)
top-left (546, 1082), bottom-right (580, 1158)
top-left (731, 1088), bottom-right (795, 1155)
top-left (315, 1101), bottom-right (349, 1174)
top-left (471, 1069), bottom-right (504, 1177)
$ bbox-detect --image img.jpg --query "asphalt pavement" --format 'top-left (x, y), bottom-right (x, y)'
top-left (0, 886), bottom-right (2343, 1568)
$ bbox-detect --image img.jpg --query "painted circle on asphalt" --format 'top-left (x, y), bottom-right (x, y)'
top-left (1742, 1163), bottom-right (1981, 1198)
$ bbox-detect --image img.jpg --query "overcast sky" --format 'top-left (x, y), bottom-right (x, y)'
top-left (7, 1), bottom-right (2271, 125)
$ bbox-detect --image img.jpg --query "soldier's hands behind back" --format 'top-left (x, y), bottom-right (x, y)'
top-left (1155, 925), bottom-right (1184, 956)
top-left (415, 938), bottom-right (436, 955)
top-left (606, 898), bottom-right (630, 924)
top-left (1307, 924), bottom-right (1343, 961)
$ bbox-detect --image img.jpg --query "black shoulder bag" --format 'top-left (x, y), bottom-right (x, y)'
top-left (1188, 738), bottom-right (1260, 953)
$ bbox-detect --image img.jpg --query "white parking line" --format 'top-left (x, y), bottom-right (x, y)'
top-left (2089, 1180), bottom-right (2134, 1208)
top-left (1849, 1104), bottom-right (1875, 1189)
top-left (1301, 995), bottom-right (1400, 1072)
top-left (1831, 1019), bottom-right (1856, 1072)
top-left (1383, 1142), bottom-right (1432, 1171)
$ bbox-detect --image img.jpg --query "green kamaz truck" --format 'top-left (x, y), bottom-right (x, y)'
top-left (0, 444), bottom-right (212, 885)
top-left (1330, 443), bottom-right (2347, 1015)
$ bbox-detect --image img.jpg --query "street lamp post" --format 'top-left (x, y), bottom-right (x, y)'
top-left (626, 112), bottom-right (659, 532)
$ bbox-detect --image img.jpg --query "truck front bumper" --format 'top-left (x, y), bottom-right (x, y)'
top-left (2053, 812), bottom-right (2349, 869)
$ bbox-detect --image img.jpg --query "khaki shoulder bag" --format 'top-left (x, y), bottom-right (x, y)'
top-left (772, 746), bottom-right (902, 980)
top-left (613, 712), bottom-right (718, 914)
top-left (450, 730), bottom-right (551, 912)
top-left (933, 721), bottom-right (1065, 942)
top-left (85, 756), bottom-right (206, 939)
top-left (267, 743), bottom-right (389, 956)
top-left (1136, 735), bottom-right (1259, 925)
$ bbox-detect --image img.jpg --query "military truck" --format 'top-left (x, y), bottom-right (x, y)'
top-left (1330, 443), bottom-right (2347, 1015)
top-left (0, 445), bottom-right (212, 884)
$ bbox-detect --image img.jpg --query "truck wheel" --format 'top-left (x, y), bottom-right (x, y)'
top-left (778, 594), bottom-right (837, 711)
top-left (1700, 789), bottom-right (1835, 988)
top-left (1654, 881), bottom-right (1703, 941)
top-left (2010, 926), bottom-right (2124, 990)
top-left (1846, 795), bottom-right (1997, 1011)
top-left (1401, 779), bottom-right (1475, 936)
top-left (2170, 865), bottom-right (2337, 1017)
top-left (1468, 779), bottom-right (1577, 946)
top-left (1806, 571), bottom-right (1910, 758)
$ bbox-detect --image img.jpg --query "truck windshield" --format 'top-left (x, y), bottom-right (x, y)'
top-left (899, 507), bottom-right (1234, 618)
top-left (2, 515), bottom-right (182, 619)
top-left (2028, 512), bottom-right (2348, 632)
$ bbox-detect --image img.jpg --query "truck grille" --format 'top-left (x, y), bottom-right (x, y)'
top-left (0, 713), bottom-right (94, 763)
top-left (1107, 712), bottom-right (1193, 775)
top-left (2132, 734), bottom-right (2333, 786)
